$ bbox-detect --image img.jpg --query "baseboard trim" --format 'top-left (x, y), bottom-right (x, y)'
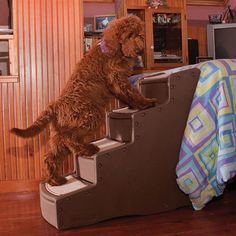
top-left (0, 180), bottom-right (40, 193)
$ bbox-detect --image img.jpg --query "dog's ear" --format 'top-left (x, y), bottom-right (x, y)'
top-left (102, 20), bottom-right (121, 56)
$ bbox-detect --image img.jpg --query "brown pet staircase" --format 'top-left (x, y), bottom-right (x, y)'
top-left (40, 68), bottom-right (200, 229)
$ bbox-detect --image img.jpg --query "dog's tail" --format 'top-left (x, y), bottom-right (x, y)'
top-left (10, 105), bottom-right (54, 138)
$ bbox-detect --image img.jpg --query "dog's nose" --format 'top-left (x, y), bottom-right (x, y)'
top-left (136, 49), bottom-right (144, 55)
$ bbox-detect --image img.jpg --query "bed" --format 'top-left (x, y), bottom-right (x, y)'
top-left (176, 59), bottom-right (236, 210)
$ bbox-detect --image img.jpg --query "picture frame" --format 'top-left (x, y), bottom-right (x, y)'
top-left (93, 15), bottom-right (116, 32)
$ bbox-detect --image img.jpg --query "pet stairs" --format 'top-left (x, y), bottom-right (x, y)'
top-left (40, 68), bottom-right (200, 229)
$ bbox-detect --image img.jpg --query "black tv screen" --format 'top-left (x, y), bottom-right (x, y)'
top-left (215, 28), bottom-right (236, 59)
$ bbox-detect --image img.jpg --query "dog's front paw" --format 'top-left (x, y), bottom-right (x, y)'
top-left (146, 98), bottom-right (157, 107)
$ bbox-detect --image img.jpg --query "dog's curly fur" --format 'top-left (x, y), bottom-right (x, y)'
top-left (10, 16), bottom-right (156, 186)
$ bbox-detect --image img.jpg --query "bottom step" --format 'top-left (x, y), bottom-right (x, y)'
top-left (45, 175), bottom-right (88, 196)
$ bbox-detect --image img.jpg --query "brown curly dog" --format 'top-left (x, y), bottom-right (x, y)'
top-left (10, 15), bottom-right (156, 186)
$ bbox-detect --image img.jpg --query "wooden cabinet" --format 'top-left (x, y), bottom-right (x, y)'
top-left (115, 0), bottom-right (188, 71)
top-left (84, 32), bottom-right (102, 53)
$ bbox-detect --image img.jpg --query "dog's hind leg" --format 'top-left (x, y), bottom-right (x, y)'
top-left (79, 143), bottom-right (100, 156)
top-left (44, 134), bottom-right (70, 186)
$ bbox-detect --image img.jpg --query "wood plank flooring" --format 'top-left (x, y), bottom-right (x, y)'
top-left (0, 187), bottom-right (236, 236)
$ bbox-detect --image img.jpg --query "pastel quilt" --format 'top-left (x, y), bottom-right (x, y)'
top-left (176, 59), bottom-right (236, 210)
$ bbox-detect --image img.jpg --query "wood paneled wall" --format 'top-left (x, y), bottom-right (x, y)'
top-left (0, 0), bottom-right (83, 186)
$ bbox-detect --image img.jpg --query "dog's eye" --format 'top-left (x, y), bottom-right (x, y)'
top-left (128, 33), bottom-right (134, 38)
top-left (138, 34), bottom-right (144, 40)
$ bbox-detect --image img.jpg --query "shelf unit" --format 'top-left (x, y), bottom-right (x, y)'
top-left (115, 0), bottom-right (188, 71)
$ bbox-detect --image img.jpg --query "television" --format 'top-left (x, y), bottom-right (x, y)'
top-left (207, 23), bottom-right (236, 59)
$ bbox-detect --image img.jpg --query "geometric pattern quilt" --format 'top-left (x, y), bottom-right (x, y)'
top-left (176, 59), bottom-right (236, 210)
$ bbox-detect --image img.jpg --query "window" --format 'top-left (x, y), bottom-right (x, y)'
top-left (0, 0), bottom-right (18, 82)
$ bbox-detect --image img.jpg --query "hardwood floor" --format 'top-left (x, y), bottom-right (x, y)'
top-left (0, 187), bottom-right (236, 236)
